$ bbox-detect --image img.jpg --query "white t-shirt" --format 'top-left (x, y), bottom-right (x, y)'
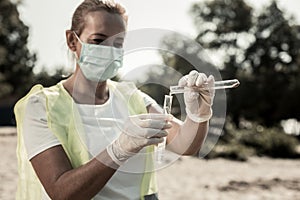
top-left (22, 81), bottom-right (158, 200)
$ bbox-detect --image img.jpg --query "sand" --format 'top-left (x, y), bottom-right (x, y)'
top-left (157, 156), bottom-right (300, 200)
top-left (1, 129), bottom-right (300, 200)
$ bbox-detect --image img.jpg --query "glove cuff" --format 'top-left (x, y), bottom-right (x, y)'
top-left (186, 108), bottom-right (213, 123)
top-left (106, 139), bottom-right (136, 166)
top-left (106, 143), bottom-right (125, 166)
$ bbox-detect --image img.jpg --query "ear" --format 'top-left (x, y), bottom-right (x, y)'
top-left (66, 30), bottom-right (77, 52)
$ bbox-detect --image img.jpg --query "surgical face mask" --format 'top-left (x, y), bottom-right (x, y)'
top-left (74, 33), bottom-right (124, 82)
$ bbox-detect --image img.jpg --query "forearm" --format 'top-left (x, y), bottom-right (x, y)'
top-left (55, 151), bottom-right (117, 199)
top-left (147, 104), bottom-right (209, 156)
top-left (167, 117), bottom-right (209, 155)
top-left (32, 148), bottom-right (119, 200)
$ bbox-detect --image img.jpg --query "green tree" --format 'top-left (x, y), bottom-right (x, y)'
top-left (0, 0), bottom-right (64, 126)
top-left (234, 2), bottom-right (300, 126)
top-left (0, 0), bottom-right (36, 99)
top-left (191, 0), bottom-right (253, 48)
top-left (160, 0), bottom-right (300, 127)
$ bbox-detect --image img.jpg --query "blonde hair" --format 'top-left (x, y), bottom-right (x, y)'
top-left (71, 0), bottom-right (127, 35)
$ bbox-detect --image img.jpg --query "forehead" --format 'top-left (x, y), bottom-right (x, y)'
top-left (81, 10), bottom-right (126, 38)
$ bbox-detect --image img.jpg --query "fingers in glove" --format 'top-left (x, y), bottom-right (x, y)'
top-left (195, 73), bottom-right (208, 87)
top-left (199, 75), bottom-right (215, 97)
top-left (135, 113), bottom-right (173, 121)
top-left (145, 129), bottom-right (168, 139)
top-left (195, 74), bottom-right (214, 98)
top-left (144, 137), bottom-right (165, 146)
top-left (187, 70), bottom-right (199, 87)
top-left (207, 75), bottom-right (215, 100)
top-left (139, 119), bottom-right (172, 130)
top-left (131, 115), bottom-right (172, 129)
top-left (178, 75), bottom-right (188, 87)
top-left (125, 114), bottom-right (172, 138)
top-left (207, 75), bottom-right (215, 87)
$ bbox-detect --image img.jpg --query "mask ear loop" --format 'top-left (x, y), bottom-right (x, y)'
top-left (72, 31), bottom-right (82, 63)
top-left (73, 31), bottom-right (83, 44)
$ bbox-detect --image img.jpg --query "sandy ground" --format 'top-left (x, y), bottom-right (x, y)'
top-left (1, 128), bottom-right (300, 200)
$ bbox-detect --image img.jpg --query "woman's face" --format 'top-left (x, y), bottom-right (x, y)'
top-left (77, 10), bottom-right (126, 49)
top-left (67, 10), bottom-right (126, 82)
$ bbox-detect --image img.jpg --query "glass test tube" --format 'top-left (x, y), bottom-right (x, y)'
top-left (156, 94), bottom-right (173, 163)
top-left (169, 79), bottom-right (240, 95)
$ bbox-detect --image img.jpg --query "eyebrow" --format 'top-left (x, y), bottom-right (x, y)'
top-left (90, 33), bottom-right (124, 40)
top-left (90, 33), bottom-right (108, 38)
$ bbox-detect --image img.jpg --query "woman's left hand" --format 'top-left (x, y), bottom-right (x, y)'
top-left (178, 70), bottom-right (215, 123)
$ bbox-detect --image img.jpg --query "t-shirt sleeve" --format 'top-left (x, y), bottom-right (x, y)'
top-left (138, 90), bottom-right (158, 107)
top-left (23, 93), bottom-right (61, 160)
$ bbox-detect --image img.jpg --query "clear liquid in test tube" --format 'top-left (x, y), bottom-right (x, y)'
top-left (170, 79), bottom-right (240, 95)
top-left (156, 94), bottom-right (173, 163)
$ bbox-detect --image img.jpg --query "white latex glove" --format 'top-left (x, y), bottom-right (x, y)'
top-left (106, 114), bottom-right (172, 166)
top-left (178, 70), bottom-right (215, 123)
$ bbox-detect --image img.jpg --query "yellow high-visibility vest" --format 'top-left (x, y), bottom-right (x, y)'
top-left (14, 80), bottom-right (157, 200)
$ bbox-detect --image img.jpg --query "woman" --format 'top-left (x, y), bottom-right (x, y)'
top-left (14, 0), bottom-right (215, 199)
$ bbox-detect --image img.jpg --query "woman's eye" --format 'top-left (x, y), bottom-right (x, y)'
top-left (92, 39), bottom-right (105, 44)
top-left (114, 43), bottom-right (123, 48)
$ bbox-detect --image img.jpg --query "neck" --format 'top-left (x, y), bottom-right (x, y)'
top-left (63, 71), bottom-right (109, 105)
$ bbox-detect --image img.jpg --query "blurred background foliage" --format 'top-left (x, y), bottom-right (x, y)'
top-left (0, 0), bottom-right (64, 100)
top-left (0, 0), bottom-right (64, 125)
top-left (0, 0), bottom-right (35, 100)
top-left (0, 0), bottom-right (299, 159)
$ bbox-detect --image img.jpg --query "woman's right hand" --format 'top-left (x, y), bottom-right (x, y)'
top-left (106, 114), bottom-right (172, 166)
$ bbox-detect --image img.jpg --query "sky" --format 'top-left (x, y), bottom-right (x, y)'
top-left (17, 0), bottom-right (300, 74)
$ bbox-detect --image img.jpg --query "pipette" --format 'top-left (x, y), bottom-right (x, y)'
top-left (169, 79), bottom-right (240, 95)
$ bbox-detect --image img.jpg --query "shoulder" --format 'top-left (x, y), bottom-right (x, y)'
top-left (14, 82), bottom-right (64, 114)
top-left (27, 81), bottom-right (67, 103)
top-left (23, 85), bottom-right (49, 117)
top-left (14, 84), bottom-right (45, 114)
